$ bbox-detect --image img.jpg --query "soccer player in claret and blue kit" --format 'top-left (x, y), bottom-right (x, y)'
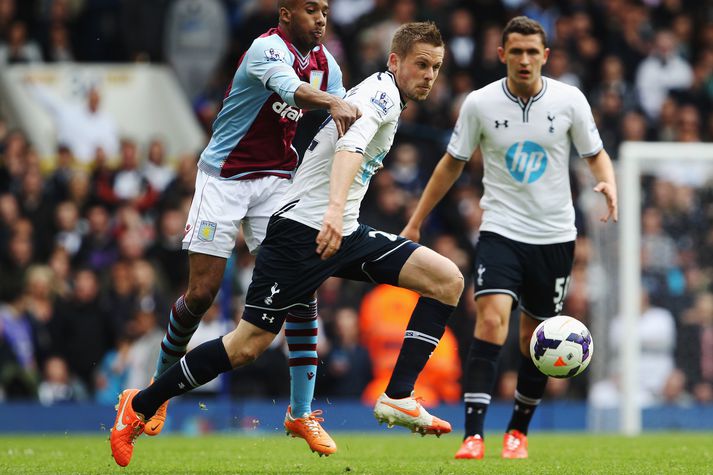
top-left (130, 0), bottom-right (360, 463)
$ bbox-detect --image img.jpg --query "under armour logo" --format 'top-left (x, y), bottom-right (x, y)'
top-left (262, 313), bottom-right (275, 324)
top-left (477, 264), bottom-right (486, 286)
top-left (547, 113), bottom-right (555, 133)
top-left (264, 282), bottom-right (281, 305)
top-left (495, 119), bottom-right (508, 128)
top-left (307, 372), bottom-right (315, 380)
top-left (178, 382), bottom-right (185, 389)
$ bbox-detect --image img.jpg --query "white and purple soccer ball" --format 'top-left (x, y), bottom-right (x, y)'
top-left (529, 315), bottom-right (593, 378)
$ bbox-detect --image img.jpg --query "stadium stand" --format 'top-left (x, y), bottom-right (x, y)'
top-left (1, 0), bottom-right (712, 431)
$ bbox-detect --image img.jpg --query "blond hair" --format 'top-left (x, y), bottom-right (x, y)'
top-left (390, 21), bottom-right (444, 57)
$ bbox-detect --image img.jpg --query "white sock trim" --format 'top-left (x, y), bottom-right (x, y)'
top-left (514, 390), bottom-right (541, 406)
top-left (464, 392), bottom-right (491, 404)
top-left (404, 330), bottom-right (440, 346)
top-left (180, 356), bottom-right (199, 388)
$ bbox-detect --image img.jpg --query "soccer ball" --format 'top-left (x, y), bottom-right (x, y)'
top-left (529, 315), bottom-right (593, 378)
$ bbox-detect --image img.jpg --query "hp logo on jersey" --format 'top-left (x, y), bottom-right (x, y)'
top-left (505, 141), bottom-right (548, 184)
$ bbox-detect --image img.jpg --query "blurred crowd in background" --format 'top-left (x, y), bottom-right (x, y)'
top-left (1, 0), bottom-right (712, 409)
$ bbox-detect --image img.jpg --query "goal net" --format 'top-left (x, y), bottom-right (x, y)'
top-left (585, 142), bottom-right (713, 435)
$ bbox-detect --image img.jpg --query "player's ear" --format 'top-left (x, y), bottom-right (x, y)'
top-left (387, 52), bottom-right (399, 73)
top-left (542, 47), bottom-right (550, 65)
top-left (497, 46), bottom-right (506, 64)
top-left (279, 6), bottom-right (291, 25)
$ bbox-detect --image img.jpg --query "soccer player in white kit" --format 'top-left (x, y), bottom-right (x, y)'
top-left (400, 16), bottom-right (618, 460)
top-left (110, 22), bottom-right (463, 466)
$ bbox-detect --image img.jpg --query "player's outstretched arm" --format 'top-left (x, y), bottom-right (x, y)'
top-left (401, 152), bottom-right (466, 242)
top-left (316, 150), bottom-right (363, 260)
top-left (294, 84), bottom-right (360, 137)
top-left (585, 149), bottom-right (618, 223)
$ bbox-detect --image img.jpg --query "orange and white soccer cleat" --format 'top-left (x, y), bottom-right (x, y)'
top-left (454, 435), bottom-right (485, 459)
top-left (373, 392), bottom-right (452, 436)
top-left (110, 389), bottom-right (146, 467)
top-left (143, 378), bottom-right (168, 436)
top-left (284, 406), bottom-right (337, 456)
top-left (501, 429), bottom-right (528, 459)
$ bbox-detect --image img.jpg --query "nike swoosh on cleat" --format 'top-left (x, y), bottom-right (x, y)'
top-left (380, 401), bottom-right (421, 418)
top-left (115, 396), bottom-right (130, 431)
top-left (148, 424), bottom-right (160, 431)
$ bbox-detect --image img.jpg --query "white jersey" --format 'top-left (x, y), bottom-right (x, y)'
top-left (447, 77), bottom-right (603, 244)
top-left (279, 71), bottom-right (404, 234)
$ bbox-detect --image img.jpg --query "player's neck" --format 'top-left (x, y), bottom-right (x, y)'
top-left (277, 25), bottom-right (312, 56)
top-left (387, 69), bottom-right (409, 107)
top-left (506, 77), bottom-right (543, 102)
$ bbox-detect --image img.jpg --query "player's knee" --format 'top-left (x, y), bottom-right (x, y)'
top-left (446, 268), bottom-right (465, 300)
top-left (427, 262), bottom-right (464, 304)
top-left (225, 339), bottom-right (265, 367)
top-left (476, 311), bottom-right (507, 337)
top-left (234, 345), bottom-right (262, 365)
top-left (185, 283), bottom-right (217, 314)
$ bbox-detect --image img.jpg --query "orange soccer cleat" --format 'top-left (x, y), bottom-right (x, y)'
top-left (501, 429), bottom-right (528, 459)
top-left (110, 389), bottom-right (146, 467)
top-left (284, 406), bottom-right (337, 456)
top-left (373, 392), bottom-right (452, 436)
top-left (143, 378), bottom-right (168, 436)
top-left (454, 435), bottom-right (485, 459)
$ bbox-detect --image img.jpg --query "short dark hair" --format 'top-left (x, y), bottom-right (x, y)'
top-left (502, 16), bottom-right (547, 47)
top-left (390, 21), bottom-right (444, 57)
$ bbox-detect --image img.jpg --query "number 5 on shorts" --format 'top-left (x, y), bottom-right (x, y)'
top-left (553, 276), bottom-right (571, 313)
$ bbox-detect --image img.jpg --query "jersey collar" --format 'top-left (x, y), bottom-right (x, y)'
top-left (383, 71), bottom-right (407, 110)
top-left (501, 77), bottom-right (548, 106)
top-left (501, 77), bottom-right (548, 122)
top-left (274, 26), bottom-right (315, 63)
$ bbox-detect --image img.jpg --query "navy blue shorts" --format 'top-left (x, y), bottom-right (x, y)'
top-left (243, 216), bottom-right (419, 333)
top-left (473, 231), bottom-right (575, 320)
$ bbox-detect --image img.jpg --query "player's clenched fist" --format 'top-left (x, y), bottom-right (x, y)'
top-left (329, 98), bottom-right (361, 137)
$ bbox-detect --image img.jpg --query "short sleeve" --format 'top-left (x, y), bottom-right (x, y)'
top-left (335, 82), bottom-right (398, 154)
top-left (325, 50), bottom-right (346, 98)
top-left (446, 92), bottom-right (481, 161)
top-left (246, 37), bottom-right (303, 106)
top-left (569, 88), bottom-right (603, 158)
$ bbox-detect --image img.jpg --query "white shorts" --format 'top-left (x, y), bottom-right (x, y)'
top-left (182, 170), bottom-right (291, 258)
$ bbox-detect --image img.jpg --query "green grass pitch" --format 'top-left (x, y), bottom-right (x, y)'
top-left (1, 432), bottom-right (712, 474)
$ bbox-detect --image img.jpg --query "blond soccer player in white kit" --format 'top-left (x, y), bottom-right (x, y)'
top-left (400, 16), bottom-right (618, 460)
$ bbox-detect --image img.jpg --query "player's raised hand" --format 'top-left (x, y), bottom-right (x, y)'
top-left (329, 98), bottom-right (361, 137)
top-left (593, 181), bottom-right (618, 223)
top-left (316, 205), bottom-right (343, 260)
top-left (400, 223), bottom-right (421, 243)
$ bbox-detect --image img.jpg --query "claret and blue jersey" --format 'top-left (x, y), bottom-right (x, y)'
top-left (198, 27), bottom-right (345, 181)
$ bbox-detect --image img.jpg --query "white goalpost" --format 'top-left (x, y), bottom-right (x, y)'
top-left (617, 141), bottom-right (713, 435)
